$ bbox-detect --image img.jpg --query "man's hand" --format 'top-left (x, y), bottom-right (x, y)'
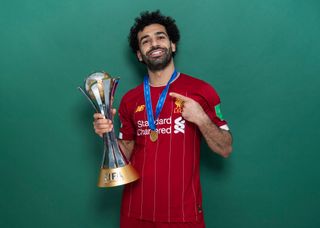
top-left (93, 109), bottom-right (116, 137)
top-left (169, 92), bottom-right (206, 125)
top-left (170, 92), bottom-right (232, 157)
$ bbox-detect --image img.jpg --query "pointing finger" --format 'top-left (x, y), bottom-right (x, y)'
top-left (169, 92), bottom-right (192, 101)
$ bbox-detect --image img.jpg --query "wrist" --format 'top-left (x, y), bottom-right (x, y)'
top-left (195, 111), bottom-right (210, 127)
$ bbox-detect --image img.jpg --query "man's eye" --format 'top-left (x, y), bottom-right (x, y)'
top-left (141, 40), bottom-right (149, 45)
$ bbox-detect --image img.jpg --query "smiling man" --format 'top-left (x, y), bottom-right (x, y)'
top-left (137, 24), bottom-right (175, 73)
top-left (93, 10), bottom-right (233, 228)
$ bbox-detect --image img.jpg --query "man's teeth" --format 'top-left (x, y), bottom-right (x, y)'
top-left (150, 50), bottom-right (163, 56)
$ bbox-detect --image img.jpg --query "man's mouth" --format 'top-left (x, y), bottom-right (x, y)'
top-left (148, 48), bottom-right (165, 58)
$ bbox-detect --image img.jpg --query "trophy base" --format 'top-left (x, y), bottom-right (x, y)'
top-left (98, 164), bottom-right (140, 188)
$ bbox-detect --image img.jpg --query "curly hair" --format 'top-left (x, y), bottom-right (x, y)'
top-left (128, 10), bottom-right (180, 55)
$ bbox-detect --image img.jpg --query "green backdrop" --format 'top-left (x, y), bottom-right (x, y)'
top-left (1, 0), bottom-right (319, 227)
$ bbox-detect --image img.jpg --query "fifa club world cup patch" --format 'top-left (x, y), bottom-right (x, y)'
top-left (214, 104), bottom-right (224, 120)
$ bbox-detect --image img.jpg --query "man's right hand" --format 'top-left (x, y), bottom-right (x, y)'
top-left (93, 109), bottom-right (116, 137)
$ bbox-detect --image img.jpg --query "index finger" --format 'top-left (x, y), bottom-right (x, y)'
top-left (169, 92), bottom-right (192, 101)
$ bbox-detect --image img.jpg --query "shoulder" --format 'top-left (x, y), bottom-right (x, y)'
top-left (121, 83), bottom-right (144, 103)
top-left (178, 73), bottom-right (219, 96)
top-left (119, 83), bottom-right (144, 115)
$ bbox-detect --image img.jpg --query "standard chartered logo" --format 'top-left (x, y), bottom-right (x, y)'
top-left (174, 116), bottom-right (185, 134)
top-left (137, 117), bottom-right (171, 136)
top-left (136, 116), bottom-right (186, 136)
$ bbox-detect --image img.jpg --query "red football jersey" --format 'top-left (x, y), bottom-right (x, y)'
top-left (118, 73), bottom-right (229, 222)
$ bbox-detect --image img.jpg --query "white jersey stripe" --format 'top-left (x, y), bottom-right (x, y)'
top-left (168, 100), bottom-right (174, 222)
top-left (153, 133), bottom-right (160, 221)
top-left (182, 112), bottom-right (186, 222)
top-left (128, 99), bottom-right (139, 217)
top-left (127, 180), bottom-right (133, 217)
top-left (192, 124), bottom-right (198, 220)
top-left (140, 113), bottom-right (148, 219)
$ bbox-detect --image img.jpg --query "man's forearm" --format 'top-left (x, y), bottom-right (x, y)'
top-left (196, 113), bottom-right (232, 158)
top-left (118, 139), bottom-right (135, 161)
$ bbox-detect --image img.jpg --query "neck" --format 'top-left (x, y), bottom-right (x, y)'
top-left (147, 60), bottom-right (175, 86)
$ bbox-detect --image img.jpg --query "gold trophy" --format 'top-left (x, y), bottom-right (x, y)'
top-left (78, 72), bottom-right (139, 187)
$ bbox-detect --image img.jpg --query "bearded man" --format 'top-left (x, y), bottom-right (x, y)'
top-left (93, 10), bottom-right (233, 228)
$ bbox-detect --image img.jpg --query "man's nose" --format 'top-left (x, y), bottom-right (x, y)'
top-left (150, 38), bottom-right (159, 47)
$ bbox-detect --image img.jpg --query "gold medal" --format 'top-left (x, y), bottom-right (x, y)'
top-left (150, 130), bottom-right (158, 142)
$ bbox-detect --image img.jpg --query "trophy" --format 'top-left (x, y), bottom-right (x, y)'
top-left (78, 71), bottom-right (139, 187)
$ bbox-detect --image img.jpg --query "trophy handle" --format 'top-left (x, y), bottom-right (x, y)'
top-left (77, 87), bottom-right (99, 112)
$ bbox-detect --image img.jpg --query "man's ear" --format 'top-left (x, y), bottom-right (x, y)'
top-left (137, 51), bottom-right (143, 61)
top-left (171, 42), bottom-right (176, 53)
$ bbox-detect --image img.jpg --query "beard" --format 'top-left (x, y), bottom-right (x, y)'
top-left (140, 45), bottom-right (173, 72)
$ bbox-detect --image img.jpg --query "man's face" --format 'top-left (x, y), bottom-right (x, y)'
top-left (137, 24), bottom-right (176, 71)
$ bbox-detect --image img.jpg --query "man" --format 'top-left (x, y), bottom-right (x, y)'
top-left (94, 10), bottom-right (232, 228)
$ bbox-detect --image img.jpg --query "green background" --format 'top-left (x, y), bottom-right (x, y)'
top-left (1, 0), bottom-right (319, 227)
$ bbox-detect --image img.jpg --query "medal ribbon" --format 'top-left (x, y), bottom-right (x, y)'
top-left (143, 70), bottom-right (178, 131)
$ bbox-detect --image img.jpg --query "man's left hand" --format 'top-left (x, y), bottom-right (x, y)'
top-left (169, 92), bottom-right (206, 125)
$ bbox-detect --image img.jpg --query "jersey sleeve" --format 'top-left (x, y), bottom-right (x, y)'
top-left (200, 83), bottom-right (230, 131)
top-left (118, 95), bottom-right (136, 140)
